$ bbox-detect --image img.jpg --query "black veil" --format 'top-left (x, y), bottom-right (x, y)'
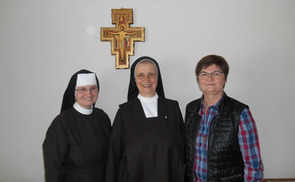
top-left (127, 56), bottom-right (165, 101)
top-left (60, 69), bottom-right (99, 113)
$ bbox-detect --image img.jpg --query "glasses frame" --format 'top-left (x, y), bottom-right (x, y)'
top-left (198, 71), bottom-right (224, 80)
top-left (75, 86), bottom-right (98, 94)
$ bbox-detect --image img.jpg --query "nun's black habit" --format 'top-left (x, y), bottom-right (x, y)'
top-left (43, 69), bottom-right (111, 182)
top-left (105, 57), bottom-right (185, 182)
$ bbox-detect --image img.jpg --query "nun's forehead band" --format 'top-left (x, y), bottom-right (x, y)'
top-left (134, 59), bottom-right (158, 78)
top-left (76, 73), bottom-right (97, 88)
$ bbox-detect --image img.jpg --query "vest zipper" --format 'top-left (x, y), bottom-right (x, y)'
top-left (220, 174), bottom-right (242, 181)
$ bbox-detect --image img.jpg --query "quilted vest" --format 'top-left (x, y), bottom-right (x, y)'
top-left (184, 94), bottom-right (248, 182)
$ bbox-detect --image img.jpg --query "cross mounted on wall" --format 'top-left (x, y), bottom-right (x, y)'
top-left (101, 8), bottom-right (145, 69)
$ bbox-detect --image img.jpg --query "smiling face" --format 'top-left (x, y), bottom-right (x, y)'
top-left (75, 85), bottom-right (98, 109)
top-left (198, 64), bottom-right (227, 97)
top-left (135, 61), bottom-right (158, 98)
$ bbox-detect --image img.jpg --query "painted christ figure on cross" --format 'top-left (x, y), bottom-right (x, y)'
top-left (107, 25), bottom-right (139, 63)
top-left (101, 9), bottom-right (145, 69)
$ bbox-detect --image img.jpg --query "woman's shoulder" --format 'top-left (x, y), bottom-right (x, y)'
top-left (159, 97), bottom-right (179, 105)
top-left (118, 98), bottom-right (139, 110)
top-left (93, 107), bottom-right (111, 127)
top-left (93, 107), bottom-right (110, 118)
top-left (46, 111), bottom-right (70, 133)
top-left (93, 107), bottom-right (105, 113)
top-left (186, 98), bottom-right (201, 110)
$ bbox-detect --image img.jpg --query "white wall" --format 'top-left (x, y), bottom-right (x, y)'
top-left (1, 0), bottom-right (294, 181)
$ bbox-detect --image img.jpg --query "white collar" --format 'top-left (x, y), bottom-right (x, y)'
top-left (137, 94), bottom-right (158, 118)
top-left (137, 93), bottom-right (158, 103)
top-left (73, 102), bottom-right (93, 115)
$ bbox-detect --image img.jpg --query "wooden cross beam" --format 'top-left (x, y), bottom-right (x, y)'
top-left (101, 8), bottom-right (145, 69)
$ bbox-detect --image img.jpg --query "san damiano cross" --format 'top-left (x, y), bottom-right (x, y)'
top-left (101, 8), bottom-right (145, 69)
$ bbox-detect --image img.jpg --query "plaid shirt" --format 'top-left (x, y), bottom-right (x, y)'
top-left (194, 94), bottom-right (264, 182)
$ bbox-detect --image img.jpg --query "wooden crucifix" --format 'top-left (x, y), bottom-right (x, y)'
top-left (101, 8), bottom-right (145, 69)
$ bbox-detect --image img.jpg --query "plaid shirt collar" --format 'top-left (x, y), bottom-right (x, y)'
top-left (199, 92), bottom-right (226, 115)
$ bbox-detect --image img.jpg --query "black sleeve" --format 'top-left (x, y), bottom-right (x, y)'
top-left (105, 109), bottom-right (127, 182)
top-left (43, 116), bottom-right (67, 182)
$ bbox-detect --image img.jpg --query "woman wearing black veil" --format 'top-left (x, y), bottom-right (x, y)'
top-left (43, 69), bottom-right (111, 182)
top-left (105, 56), bottom-right (184, 182)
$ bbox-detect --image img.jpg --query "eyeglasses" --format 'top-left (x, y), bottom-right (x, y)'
top-left (198, 71), bottom-right (224, 79)
top-left (75, 86), bottom-right (98, 94)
